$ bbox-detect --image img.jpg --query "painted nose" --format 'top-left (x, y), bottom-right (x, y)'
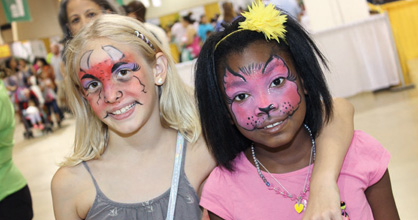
top-left (104, 90), bottom-right (123, 103)
top-left (257, 104), bottom-right (275, 116)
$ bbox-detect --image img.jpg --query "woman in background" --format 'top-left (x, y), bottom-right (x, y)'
top-left (58, 0), bottom-right (124, 43)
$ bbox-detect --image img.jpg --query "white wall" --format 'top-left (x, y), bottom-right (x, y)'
top-left (304, 0), bottom-right (370, 32)
top-left (123, 0), bottom-right (252, 19)
top-left (14, 0), bottom-right (62, 41)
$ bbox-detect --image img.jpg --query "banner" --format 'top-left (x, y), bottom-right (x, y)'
top-left (0, 44), bottom-right (11, 58)
top-left (1, 0), bottom-right (31, 22)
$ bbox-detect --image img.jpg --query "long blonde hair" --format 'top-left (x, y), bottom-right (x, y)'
top-left (62, 14), bottom-right (200, 166)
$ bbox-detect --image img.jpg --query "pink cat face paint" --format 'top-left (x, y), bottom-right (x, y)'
top-left (223, 55), bottom-right (301, 131)
top-left (78, 45), bottom-right (147, 120)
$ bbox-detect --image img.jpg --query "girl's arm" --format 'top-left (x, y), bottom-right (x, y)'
top-left (208, 211), bottom-right (224, 220)
top-left (51, 167), bottom-right (84, 220)
top-left (303, 98), bottom-right (355, 220)
top-left (365, 170), bottom-right (400, 220)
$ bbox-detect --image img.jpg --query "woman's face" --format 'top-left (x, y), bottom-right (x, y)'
top-left (19, 59), bottom-right (26, 68)
top-left (77, 38), bottom-right (164, 135)
top-left (36, 60), bottom-right (43, 68)
top-left (220, 40), bottom-right (306, 148)
top-left (66, 0), bottom-right (104, 35)
top-left (9, 58), bottom-right (17, 69)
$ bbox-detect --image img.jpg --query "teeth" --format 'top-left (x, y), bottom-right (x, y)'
top-left (112, 103), bottom-right (135, 115)
top-left (264, 121), bottom-right (283, 129)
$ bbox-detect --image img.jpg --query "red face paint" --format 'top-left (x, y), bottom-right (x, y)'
top-left (78, 51), bottom-right (145, 119)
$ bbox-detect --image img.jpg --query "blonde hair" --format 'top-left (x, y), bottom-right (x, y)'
top-left (62, 14), bottom-right (201, 166)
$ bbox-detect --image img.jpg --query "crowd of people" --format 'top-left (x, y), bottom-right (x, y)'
top-left (1, 55), bottom-right (66, 138)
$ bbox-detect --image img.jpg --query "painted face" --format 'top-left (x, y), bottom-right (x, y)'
top-left (66, 0), bottom-right (104, 35)
top-left (224, 55), bottom-right (301, 131)
top-left (222, 41), bottom-right (306, 148)
top-left (77, 40), bottom-right (157, 134)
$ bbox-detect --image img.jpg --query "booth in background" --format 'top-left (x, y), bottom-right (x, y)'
top-left (313, 13), bottom-right (401, 98)
top-left (381, 0), bottom-right (418, 85)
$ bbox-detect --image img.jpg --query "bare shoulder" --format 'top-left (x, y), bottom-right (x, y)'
top-left (185, 136), bottom-right (216, 190)
top-left (52, 165), bottom-right (80, 198)
top-left (51, 163), bottom-right (95, 220)
top-left (188, 136), bottom-right (216, 169)
top-left (332, 97), bottom-right (354, 114)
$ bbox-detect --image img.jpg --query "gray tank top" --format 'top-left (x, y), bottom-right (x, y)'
top-left (82, 137), bottom-right (202, 220)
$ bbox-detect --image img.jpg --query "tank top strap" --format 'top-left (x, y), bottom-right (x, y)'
top-left (180, 135), bottom-right (187, 175)
top-left (166, 132), bottom-right (186, 220)
top-left (82, 161), bottom-right (101, 191)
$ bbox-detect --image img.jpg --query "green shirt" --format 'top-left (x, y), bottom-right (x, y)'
top-left (0, 79), bottom-right (27, 201)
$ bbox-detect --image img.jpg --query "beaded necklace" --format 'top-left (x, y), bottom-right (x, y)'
top-left (251, 124), bottom-right (316, 214)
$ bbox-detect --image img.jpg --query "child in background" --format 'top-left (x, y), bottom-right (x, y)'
top-left (28, 74), bottom-right (45, 107)
top-left (195, 3), bottom-right (399, 220)
top-left (24, 99), bottom-right (44, 130)
top-left (37, 57), bottom-right (64, 127)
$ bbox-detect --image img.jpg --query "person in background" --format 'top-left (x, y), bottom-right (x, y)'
top-left (58, 0), bottom-right (124, 44)
top-left (264, 0), bottom-right (302, 21)
top-left (215, 2), bottom-right (238, 32)
top-left (35, 57), bottom-right (64, 127)
top-left (49, 43), bottom-right (68, 112)
top-left (198, 14), bottom-right (214, 43)
top-left (17, 59), bottom-right (33, 87)
top-left (4, 57), bottom-right (31, 121)
top-left (125, 0), bottom-right (171, 53)
top-left (0, 75), bottom-right (33, 220)
top-left (171, 17), bottom-right (187, 61)
top-left (180, 13), bottom-right (201, 62)
top-left (3, 57), bottom-right (19, 100)
top-left (24, 99), bottom-right (45, 130)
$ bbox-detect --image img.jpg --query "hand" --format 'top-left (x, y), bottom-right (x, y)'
top-left (302, 182), bottom-right (342, 220)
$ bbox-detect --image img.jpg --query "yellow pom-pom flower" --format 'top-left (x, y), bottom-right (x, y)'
top-left (239, 1), bottom-right (287, 43)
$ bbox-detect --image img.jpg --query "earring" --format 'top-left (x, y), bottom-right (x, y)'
top-left (157, 78), bottom-right (163, 85)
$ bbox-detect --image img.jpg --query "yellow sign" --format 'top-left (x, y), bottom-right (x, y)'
top-left (0, 44), bottom-right (11, 58)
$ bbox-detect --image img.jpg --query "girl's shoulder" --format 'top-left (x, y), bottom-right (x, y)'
top-left (51, 163), bottom-right (95, 219)
top-left (184, 136), bottom-right (216, 189)
top-left (187, 136), bottom-right (216, 168)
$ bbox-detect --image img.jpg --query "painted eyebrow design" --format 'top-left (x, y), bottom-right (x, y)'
top-left (111, 62), bottom-right (140, 73)
top-left (81, 73), bottom-right (100, 81)
top-left (239, 63), bottom-right (263, 76)
top-left (102, 45), bottom-right (125, 61)
top-left (225, 66), bottom-right (246, 82)
top-left (80, 50), bottom-right (93, 70)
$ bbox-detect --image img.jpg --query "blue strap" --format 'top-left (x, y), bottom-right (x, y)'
top-left (166, 132), bottom-right (185, 220)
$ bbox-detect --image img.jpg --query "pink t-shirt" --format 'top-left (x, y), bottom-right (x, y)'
top-left (200, 130), bottom-right (390, 220)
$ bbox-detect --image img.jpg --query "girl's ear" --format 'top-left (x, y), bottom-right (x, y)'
top-left (153, 52), bottom-right (168, 86)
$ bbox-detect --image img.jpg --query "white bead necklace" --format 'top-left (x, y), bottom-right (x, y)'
top-left (251, 124), bottom-right (316, 214)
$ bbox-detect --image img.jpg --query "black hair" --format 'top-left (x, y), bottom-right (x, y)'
top-left (182, 13), bottom-right (195, 24)
top-left (125, 1), bottom-right (146, 22)
top-left (5, 57), bottom-right (18, 71)
top-left (34, 57), bottom-right (49, 67)
top-left (195, 9), bottom-right (333, 170)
